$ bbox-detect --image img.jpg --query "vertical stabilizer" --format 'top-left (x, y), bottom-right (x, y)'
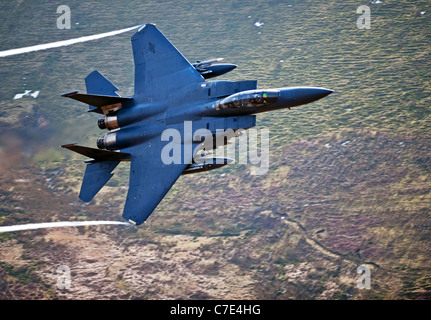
top-left (85, 70), bottom-right (120, 96)
top-left (84, 70), bottom-right (120, 113)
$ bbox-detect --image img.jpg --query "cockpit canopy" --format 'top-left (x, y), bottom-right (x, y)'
top-left (218, 89), bottom-right (280, 109)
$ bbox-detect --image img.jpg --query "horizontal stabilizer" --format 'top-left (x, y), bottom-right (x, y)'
top-left (62, 91), bottom-right (133, 115)
top-left (61, 91), bottom-right (132, 107)
top-left (61, 144), bottom-right (130, 162)
top-left (79, 160), bottom-right (121, 202)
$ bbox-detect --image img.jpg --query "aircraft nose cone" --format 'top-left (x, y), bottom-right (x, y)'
top-left (293, 87), bottom-right (333, 106)
top-left (226, 64), bottom-right (237, 72)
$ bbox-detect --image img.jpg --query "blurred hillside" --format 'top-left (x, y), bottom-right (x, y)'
top-left (0, 0), bottom-right (430, 300)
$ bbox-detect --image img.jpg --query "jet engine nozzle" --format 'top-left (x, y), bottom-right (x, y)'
top-left (97, 132), bottom-right (117, 150)
top-left (98, 115), bottom-right (119, 130)
top-left (96, 125), bottom-right (160, 151)
top-left (97, 118), bottom-right (107, 130)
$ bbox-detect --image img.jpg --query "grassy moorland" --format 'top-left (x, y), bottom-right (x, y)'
top-left (0, 0), bottom-right (430, 299)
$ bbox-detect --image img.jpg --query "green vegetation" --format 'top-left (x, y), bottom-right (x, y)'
top-left (0, 0), bottom-right (430, 299)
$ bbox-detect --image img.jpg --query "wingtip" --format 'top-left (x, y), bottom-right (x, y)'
top-left (137, 23), bottom-right (157, 33)
top-left (60, 143), bottom-right (77, 149)
top-left (61, 90), bottom-right (79, 97)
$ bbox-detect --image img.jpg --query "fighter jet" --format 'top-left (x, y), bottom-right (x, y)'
top-left (61, 24), bottom-right (332, 225)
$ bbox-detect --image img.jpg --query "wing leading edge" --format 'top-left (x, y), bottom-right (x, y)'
top-left (122, 24), bottom-right (207, 224)
top-left (122, 136), bottom-right (195, 225)
top-left (131, 24), bottom-right (204, 97)
top-left (121, 115), bottom-right (256, 225)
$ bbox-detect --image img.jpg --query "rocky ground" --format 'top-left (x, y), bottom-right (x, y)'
top-left (0, 0), bottom-right (430, 300)
top-left (1, 127), bottom-right (430, 300)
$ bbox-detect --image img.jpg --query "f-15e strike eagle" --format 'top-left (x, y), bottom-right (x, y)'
top-left (61, 24), bottom-right (332, 225)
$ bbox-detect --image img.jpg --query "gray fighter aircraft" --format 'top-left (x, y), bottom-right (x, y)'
top-left (61, 24), bottom-right (332, 225)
